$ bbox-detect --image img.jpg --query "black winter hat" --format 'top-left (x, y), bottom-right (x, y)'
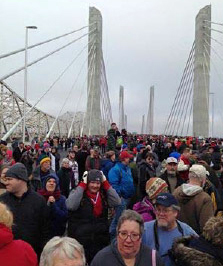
top-left (5, 163), bottom-right (28, 182)
top-left (87, 169), bottom-right (103, 183)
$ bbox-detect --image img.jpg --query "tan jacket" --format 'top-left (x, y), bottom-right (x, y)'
top-left (173, 184), bottom-right (214, 234)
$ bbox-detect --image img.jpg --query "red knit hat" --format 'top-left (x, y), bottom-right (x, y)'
top-left (146, 178), bottom-right (168, 200)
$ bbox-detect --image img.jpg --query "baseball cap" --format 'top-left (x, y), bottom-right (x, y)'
top-left (189, 164), bottom-right (209, 179)
top-left (155, 193), bottom-right (180, 210)
top-left (166, 157), bottom-right (178, 164)
top-left (119, 151), bottom-right (133, 160)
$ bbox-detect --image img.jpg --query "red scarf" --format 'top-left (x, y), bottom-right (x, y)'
top-left (86, 190), bottom-right (103, 217)
top-left (38, 189), bottom-right (61, 201)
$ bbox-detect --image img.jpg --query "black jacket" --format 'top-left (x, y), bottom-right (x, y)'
top-left (13, 147), bottom-right (26, 162)
top-left (0, 189), bottom-right (51, 256)
top-left (67, 191), bottom-right (110, 263)
top-left (160, 170), bottom-right (185, 193)
top-left (57, 167), bottom-right (73, 198)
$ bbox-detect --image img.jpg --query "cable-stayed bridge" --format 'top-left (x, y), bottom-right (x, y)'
top-left (0, 7), bottom-right (112, 142)
top-left (1, 5), bottom-right (223, 141)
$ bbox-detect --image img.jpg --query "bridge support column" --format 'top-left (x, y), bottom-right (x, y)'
top-left (119, 85), bottom-right (125, 130)
top-left (146, 86), bottom-right (154, 134)
top-left (193, 5), bottom-right (211, 137)
top-left (84, 7), bottom-right (102, 135)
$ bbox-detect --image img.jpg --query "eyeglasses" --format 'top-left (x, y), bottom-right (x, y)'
top-left (155, 207), bottom-right (173, 214)
top-left (118, 231), bottom-right (141, 241)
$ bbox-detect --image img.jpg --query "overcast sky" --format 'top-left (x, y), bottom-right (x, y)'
top-left (1, 0), bottom-right (223, 135)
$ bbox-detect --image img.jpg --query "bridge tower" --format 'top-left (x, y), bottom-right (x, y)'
top-left (141, 114), bottom-right (145, 134)
top-left (119, 85), bottom-right (125, 130)
top-left (193, 5), bottom-right (211, 137)
top-left (146, 86), bottom-right (154, 134)
top-left (84, 7), bottom-right (102, 135)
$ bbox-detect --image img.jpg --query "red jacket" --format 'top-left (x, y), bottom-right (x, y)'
top-left (0, 224), bottom-right (38, 266)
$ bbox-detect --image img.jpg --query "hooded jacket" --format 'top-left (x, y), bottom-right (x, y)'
top-left (173, 184), bottom-right (214, 234)
top-left (0, 224), bottom-right (38, 266)
top-left (38, 173), bottom-right (68, 237)
top-left (90, 239), bottom-right (164, 266)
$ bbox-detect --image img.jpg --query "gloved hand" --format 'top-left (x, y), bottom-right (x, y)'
top-left (82, 171), bottom-right (88, 184)
top-left (101, 171), bottom-right (106, 182)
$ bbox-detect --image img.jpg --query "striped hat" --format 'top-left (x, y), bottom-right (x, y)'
top-left (146, 178), bottom-right (168, 200)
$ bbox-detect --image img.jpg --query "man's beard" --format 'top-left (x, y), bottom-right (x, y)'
top-left (157, 220), bottom-right (168, 230)
top-left (167, 170), bottom-right (176, 176)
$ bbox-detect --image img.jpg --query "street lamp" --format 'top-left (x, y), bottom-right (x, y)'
top-left (23, 26), bottom-right (37, 143)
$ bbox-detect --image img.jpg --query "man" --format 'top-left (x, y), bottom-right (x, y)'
top-left (0, 163), bottom-right (50, 257)
top-left (13, 141), bottom-right (26, 162)
top-left (31, 156), bottom-right (54, 191)
top-left (160, 157), bottom-right (185, 193)
top-left (142, 193), bottom-right (197, 266)
top-left (85, 147), bottom-right (101, 171)
top-left (40, 236), bottom-right (86, 266)
top-left (177, 147), bottom-right (191, 181)
top-left (107, 122), bottom-right (120, 151)
top-left (108, 151), bottom-right (135, 239)
top-left (173, 164), bottom-right (214, 234)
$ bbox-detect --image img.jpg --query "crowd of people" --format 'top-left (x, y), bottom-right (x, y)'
top-left (0, 121), bottom-right (223, 266)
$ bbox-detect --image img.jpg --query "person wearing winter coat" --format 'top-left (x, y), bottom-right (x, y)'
top-left (30, 156), bottom-right (55, 191)
top-left (38, 173), bottom-right (68, 238)
top-left (171, 216), bottom-right (223, 266)
top-left (107, 122), bottom-right (120, 151)
top-left (101, 150), bottom-right (116, 178)
top-left (57, 158), bottom-right (73, 198)
top-left (173, 164), bottom-right (214, 234)
top-left (177, 148), bottom-right (191, 181)
top-left (91, 210), bottom-right (164, 266)
top-left (133, 178), bottom-right (168, 222)
top-left (108, 151), bottom-right (135, 239)
top-left (0, 163), bottom-right (51, 257)
top-left (160, 157), bottom-right (185, 194)
top-left (0, 202), bottom-right (38, 266)
top-left (137, 153), bottom-right (157, 198)
top-left (66, 169), bottom-right (121, 264)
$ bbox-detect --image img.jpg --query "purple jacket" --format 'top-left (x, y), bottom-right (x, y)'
top-left (133, 197), bottom-right (156, 222)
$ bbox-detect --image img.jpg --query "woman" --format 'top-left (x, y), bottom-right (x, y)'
top-left (38, 173), bottom-right (68, 237)
top-left (91, 210), bottom-right (163, 266)
top-left (172, 216), bottom-right (223, 266)
top-left (57, 158), bottom-right (73, 198)
top-left (0, 202), bottom-right (38, 266)
top-left (66, 169), bottom-right (121, 264)
top-left (133, 178), bottom-right (168, 222)
top-left (101, 150), bottom-right (116, 178)
top-left (0, 164), bottom-right (9, 195)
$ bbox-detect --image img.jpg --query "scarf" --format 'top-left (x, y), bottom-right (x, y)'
top-left (86, 190), bottom-right (103, 217)
top-left (38, 189), bottom-right (61, 201)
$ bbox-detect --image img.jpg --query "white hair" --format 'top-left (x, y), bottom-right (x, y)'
top-left (189, 171), bottom-right (206, 182)
top-left (40, 237), bottom-right (86, 266)
top-left (61, 158), bottom-right (70, 167)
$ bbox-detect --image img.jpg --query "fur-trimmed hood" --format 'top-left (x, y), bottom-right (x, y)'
top-left (172, 235), bottom-right (223, 266)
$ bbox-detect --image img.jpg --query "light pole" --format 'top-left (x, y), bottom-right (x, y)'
top-left (23, 25), bottom-right (37, 143)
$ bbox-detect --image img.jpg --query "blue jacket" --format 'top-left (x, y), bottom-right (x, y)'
top-left (108, 162), bottom-right (135, 199)
top-left (101, 159), bottom-right (115, 178)
top-left (50, 195), bottom-right (68, 237)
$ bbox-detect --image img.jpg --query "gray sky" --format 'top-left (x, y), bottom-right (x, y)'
top-left (1, 0), bottom-right (223, 135)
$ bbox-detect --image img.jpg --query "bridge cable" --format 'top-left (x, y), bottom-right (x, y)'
top-left (0, 28), bottom-right (96, 82)
top-left (164, 42), bottom-right (195, 135)
top-left (1, 41), bottom-right (91, 141)
top-left (0, 23), bottom-right (96, 60)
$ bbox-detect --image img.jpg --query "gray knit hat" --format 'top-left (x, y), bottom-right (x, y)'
top-left (87, 169), bottom-right (103, 183)
top-left (5, 163), bottom-right (28, 182)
